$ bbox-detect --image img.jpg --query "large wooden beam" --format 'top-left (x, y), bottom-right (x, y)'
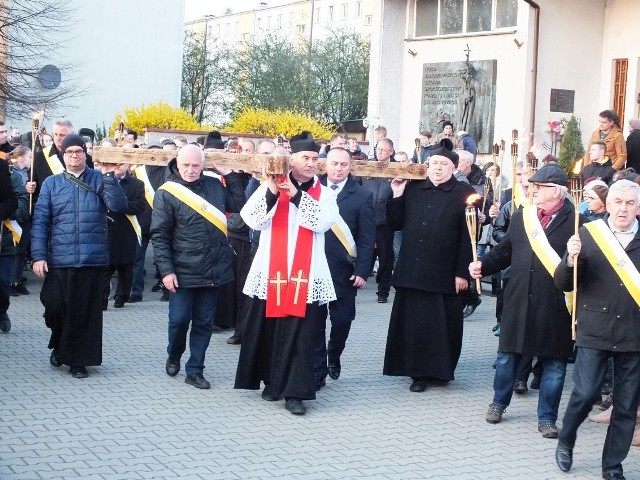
top-left (92, 147), bottom-right (428, 180)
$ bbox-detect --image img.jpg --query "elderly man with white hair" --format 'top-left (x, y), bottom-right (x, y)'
top-left (554, 179), bottom-right (640, 480)
top-left (151, 144), bottom-right (247, 389)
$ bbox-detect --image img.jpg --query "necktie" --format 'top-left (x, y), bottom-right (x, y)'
top-left (330, 184), bottom-right (339, 191)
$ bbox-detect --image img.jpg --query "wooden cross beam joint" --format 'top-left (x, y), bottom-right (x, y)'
top-left (92, 147), bottom-right (428, 180)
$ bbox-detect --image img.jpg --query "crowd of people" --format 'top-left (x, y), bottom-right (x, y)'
top-left (2, 108), bottom-right (640, 478)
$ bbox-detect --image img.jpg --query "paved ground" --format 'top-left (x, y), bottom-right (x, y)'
top-left (1, 269), bottom-right (639, 480)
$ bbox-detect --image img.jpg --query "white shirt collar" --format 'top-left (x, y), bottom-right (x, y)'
top-left (328, 177), bottom-right (348, 194)
top-left (608, 218), bottom-right (639, 235)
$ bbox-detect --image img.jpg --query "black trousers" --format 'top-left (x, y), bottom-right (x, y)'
top-left (103, 263), bottom-right (133, 302)
top-left (313, 296), bottom-right (356, 378)
top-left (559, 347), bottom-right (640, 475)
top-left (373, 225), bottom-right (394, 298)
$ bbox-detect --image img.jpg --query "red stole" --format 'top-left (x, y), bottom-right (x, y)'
top-left (266, 180), bottom-right (321, 318)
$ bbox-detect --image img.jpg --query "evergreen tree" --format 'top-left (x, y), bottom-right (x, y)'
top-left (558, 115), bottom-right (585, 175)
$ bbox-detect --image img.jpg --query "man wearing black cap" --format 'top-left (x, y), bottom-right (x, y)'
top-left (31, 134), bottom-right (128, 379)
top-left (235, 132), bottom-right (340, 415)
top-left (470, 163), bottom-right (586, 438)
top-left (383, 141), bottom-right (473, 393)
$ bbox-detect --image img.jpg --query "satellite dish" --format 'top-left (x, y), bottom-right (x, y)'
top-left (38, 65), bottom-right (61, 89)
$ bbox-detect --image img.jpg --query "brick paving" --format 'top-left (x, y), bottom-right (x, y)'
top-left (1, 269), bottom-right (639, 479)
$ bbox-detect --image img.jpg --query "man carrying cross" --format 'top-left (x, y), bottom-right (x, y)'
top-left (234, 132), bottom-right (340, 416)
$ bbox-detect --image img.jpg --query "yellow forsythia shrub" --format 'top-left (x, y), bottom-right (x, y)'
top-left (110, 101), bottom-right (201, 135)
top-left (226, 109), bottom-right (335, 139)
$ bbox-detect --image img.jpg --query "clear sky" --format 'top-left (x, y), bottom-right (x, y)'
top-left (185, 0), bottom-right (291, 22)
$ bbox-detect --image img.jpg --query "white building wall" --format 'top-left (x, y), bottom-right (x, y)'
top-left (8, 0), bottom-right (185, 134)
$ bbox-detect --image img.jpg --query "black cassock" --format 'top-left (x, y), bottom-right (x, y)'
top-left (235, 298), bottom-right (320, 400)
top-left (383, 176), bottom-right (473, 382)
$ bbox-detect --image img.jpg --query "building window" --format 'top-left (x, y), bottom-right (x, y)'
top-left (415, 0), bottom-right (517, 37)
top-left (278, 14), bottom-right (283, 27)
top-left (256, 17), bottom-right (262, 30)
top-left (289, 13), bottom-right (293, 26)
top-left (267, 16), bottom-right (272, 29)
top-left (356, 2), bottom-right (362, 18)
top-left (298, 24), bottom-right (306, 34)
top-left (315, 8), bottom-right (320, 23)
top-left (329, 6), bottom-right (334, 21)
top-left (365, 15), bottom-right (372, 25)
top-left (342, 4), bottom-right (348, 19)
top-left (613, 59), bottom-right (628, 127)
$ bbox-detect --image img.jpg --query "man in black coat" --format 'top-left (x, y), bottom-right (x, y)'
top-left (582, 141), bottom-right (616, 185)
top-left (151, 144), bottom-right (246, 390)
top-left (102, 163), bottom-right (146, 309)
top-left (470, 163), bottom-right (586, 439)
top-left (314, 148), bottom-right (375, 389)
top-left (0, 158), bottom-right (18, 333)
top-left (553, 179), bottom-right (640, 480)
top-left (383, 143), bottom-right (473, 393)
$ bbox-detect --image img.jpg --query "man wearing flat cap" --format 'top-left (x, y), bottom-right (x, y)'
top-left (31, 134), bottom-right (128, 379)
top-left (470, 163), bottom-right (586, 438)
top-left (383, 140), bottom-right (474, 393)
top-left (235, 131), bottom-right (340, 416)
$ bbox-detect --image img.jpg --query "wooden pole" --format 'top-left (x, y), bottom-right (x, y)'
top-left (570, 175), bottom-right (583, 340)
top-left (28, 112), bottom-right (42, 215)
top-left (92, 146), bottom-right (430, 180)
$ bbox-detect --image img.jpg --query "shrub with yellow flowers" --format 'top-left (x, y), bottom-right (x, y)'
top-left (110, 101), bottom-right (201, 136)
top-left (225, 108), bottom-right (335, 140)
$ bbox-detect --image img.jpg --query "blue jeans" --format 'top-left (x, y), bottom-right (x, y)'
top-left (167, 286), bottom-right (219, 375)
top-left (131, 237), bottom-right (149, 298)
top-left (493, 351), bottom-right (567, 423)
top-left (559, 347), bottom-right (640, 475)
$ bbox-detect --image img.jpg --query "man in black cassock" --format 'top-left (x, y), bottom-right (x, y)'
top-left (383, 143), bottom-right (474, 392)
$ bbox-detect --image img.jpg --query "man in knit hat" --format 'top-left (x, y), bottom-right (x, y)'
top-left (31, 134), bottom-right (128, 379)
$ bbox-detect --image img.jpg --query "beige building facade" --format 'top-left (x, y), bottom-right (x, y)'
top-left (368, 0), bottom-right (640, 161)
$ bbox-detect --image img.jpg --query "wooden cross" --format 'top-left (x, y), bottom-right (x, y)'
top-left (92, 146), bottom-right (428, 180)
top-left (290, 269), bottom-right (308, 305)
top-left (269, 271), bottom-right (288, 306)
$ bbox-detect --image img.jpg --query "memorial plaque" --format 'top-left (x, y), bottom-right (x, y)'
top-left (550, 88), bottom-right (575, 113)
top-left (419, 60), bottom-right (497, 154)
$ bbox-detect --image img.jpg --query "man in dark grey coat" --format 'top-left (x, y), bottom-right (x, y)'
top-left (151, 144), bottom-right (246, 390)
top-left (554, 180), bottom-right (640, 480)
top-left (470, 163), bottom-right (585, 439)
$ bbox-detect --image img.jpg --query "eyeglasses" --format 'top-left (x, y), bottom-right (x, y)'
top-left (64, 149), bottom-right (84, 156)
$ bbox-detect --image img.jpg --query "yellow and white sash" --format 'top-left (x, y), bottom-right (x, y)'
top-left (2, 220), bottom-right (21, 244)
top-left (43, 146), bottom-right (65, 175)
top-left (125, 215), bottom-right (142, 246)
top-left (584, 219), bottom-right (640, 308)
top-left (134, 166), bottom-right (155, 208)
top-left (158, 181), bottom-right (227, 236)
top-left (331, 216), bottom-right (357, 258)
top-left (513, 183), bottom-right (525, 208)
top-left (522, 205), bottom-right (572, 312)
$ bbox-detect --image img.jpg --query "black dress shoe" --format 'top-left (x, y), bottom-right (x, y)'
top-left (226, 335), bottom-right (241, 345)
top-left (128, 295), bottom-right (142, 303)
top-left (409, 379), bottom-right (428, 392)
top-left (315, 376), bottom-right (326, 391)
top-left (377, 295), bottom-right (388, 304)
top-left (463, 297), bottom-right (482, 318)
top-left (555, 442), bottom-right (573, 472)
top-left (165, 357), bottom-right (180, 376)
top-left (513, 380), bottom-right (528, 394)
top-left (185, 373), bottom-right (210, 389)
top-left (50, 350), bottom-right (62, 368)
top-left (285, 398), bottom-right (306, 415)
top-left (113, 300), bottom-right (125, 308)
top-left (69, 366), bottom-right (88, 378)
top-left (261, 386), bottom-right (279, 401)
top-left (328, 361), bottom-right (341, 380)
top-left (602, 473), bottom-right (626, 480)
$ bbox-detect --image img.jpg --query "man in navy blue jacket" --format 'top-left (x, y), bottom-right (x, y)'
top-left (314, 147), bottom-right (375, 389)
top-left (32, 134), bottom-right (128, 379)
